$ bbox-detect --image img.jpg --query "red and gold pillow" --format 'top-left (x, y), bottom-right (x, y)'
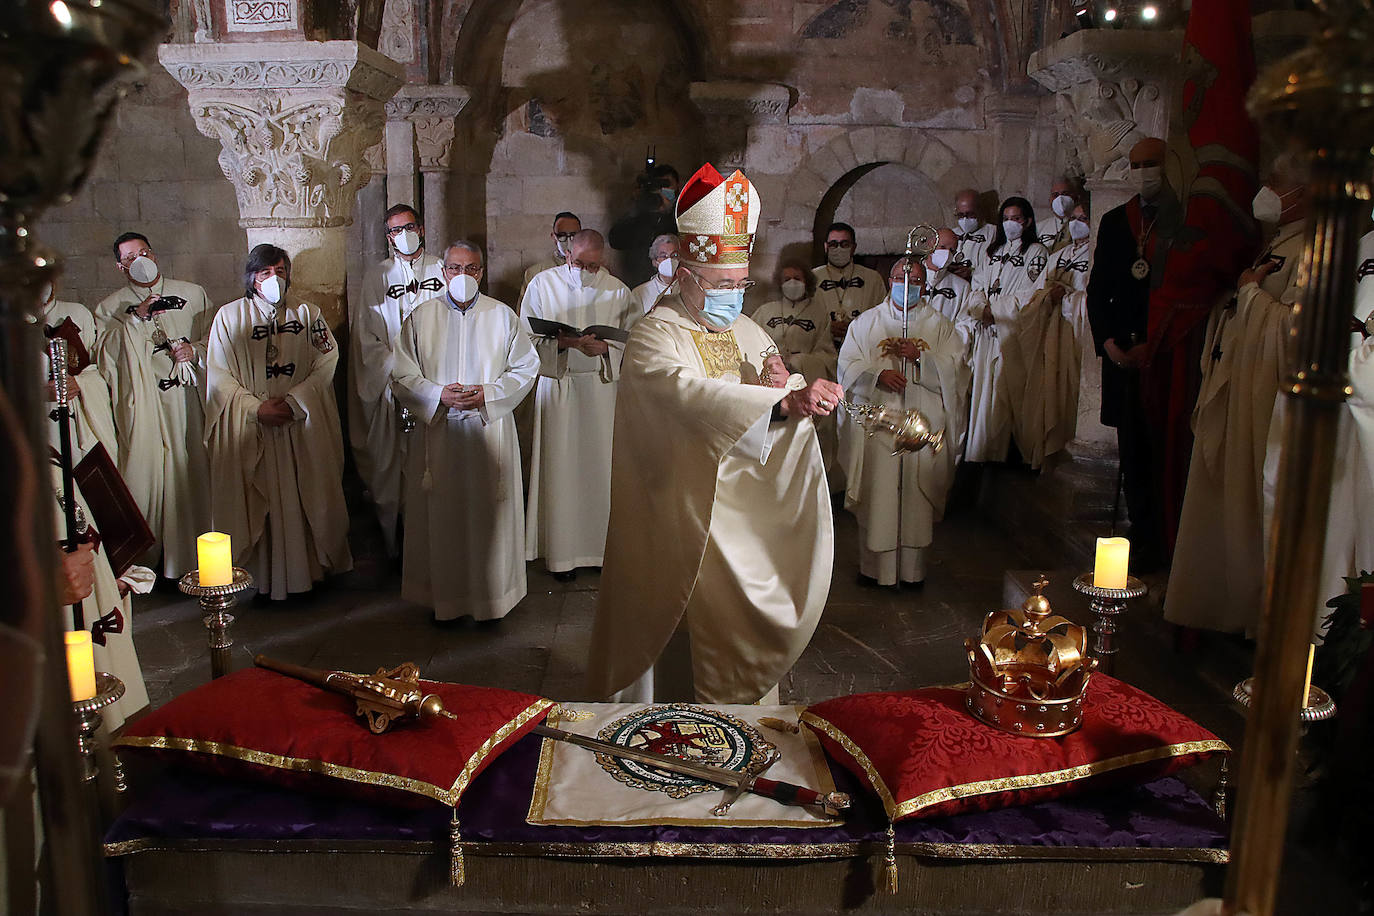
top-left (802, 673), bottom-right (1227, 821)
top-left (116, 667), bottom-right (554, 808)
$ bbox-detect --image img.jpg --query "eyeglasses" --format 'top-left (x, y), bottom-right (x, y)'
top-left (554, 232), bottom-right (577, 243)
top-left (824, 240), bottom-right (855, 250)
top-left (443, 264), bottom-right (484, 276)
top-left (386, 222), bottom-right (420, 236)
top-left (118, 248), bottom-right (152, 265)
top-left (685, 269), bottom-right (755, 292)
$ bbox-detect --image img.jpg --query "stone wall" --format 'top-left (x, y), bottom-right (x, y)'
top-left (35, 65), bottom-right (247, 312)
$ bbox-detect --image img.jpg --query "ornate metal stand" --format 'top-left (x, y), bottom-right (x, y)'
top-left (72, 671), bottom-right (125, 788)
top-left (178, 568), bottom-right (253, 679)
top-left (1071, 574), bottom-right (1148, 674)
top-left (1233, 678), bottom-right (1337, 725)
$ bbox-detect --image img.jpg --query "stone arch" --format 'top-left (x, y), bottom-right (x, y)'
top-left (777, 128), bottom-right (990, 261)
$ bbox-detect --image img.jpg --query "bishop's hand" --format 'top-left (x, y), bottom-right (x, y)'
top-left (781, 378), bottom-right (843, 418)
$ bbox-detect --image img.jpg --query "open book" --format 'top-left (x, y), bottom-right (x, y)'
top-left (528, 317), bottom-right (630, 344)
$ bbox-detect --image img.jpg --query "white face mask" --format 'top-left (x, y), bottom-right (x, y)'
top-left (128, 255), bottom-right (159, 285)
top-left (393, 229), bottom-right (422, 256)
top-left (957, 216), bottom-right (980, 235)
top-left (555, 238), bottom-right (570, 260)
top-left (257, 275), bottom-right (284, 304)
top-left (657, 256), bottom-right (679, 281)
top-left (1051, 194), bottom-right (1074, 218)
top-left (1252, 186), bottom-right (1283, 224)
top-left (826, 246), bottom-right (853, 269)
top-left (1136, 166), bottom-right (1164, 201)
top-left (1002, 220), bottom-right (1024, 241)
top-left (448, 273), bottom-right (478, 304)
top-left (570, 264), bottom-right (598, 289)
top-left (929, 249), bottom-right (952, 270)
top-left (1069, 218), bottom-right (1091, 241)
top-left (40, 282), bottom-right (54, 305)
top-left (781, 278), bottom-right (807, 301)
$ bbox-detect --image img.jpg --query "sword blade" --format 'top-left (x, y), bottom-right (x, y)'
top-left (532, 723), bottom-right (749, 790)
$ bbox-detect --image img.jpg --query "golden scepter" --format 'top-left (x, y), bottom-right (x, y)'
top-left (254, 655), bottom-right (458, 735)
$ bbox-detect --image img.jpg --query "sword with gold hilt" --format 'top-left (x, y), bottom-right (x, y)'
top-left (532, 723), bottom-right (851, 818)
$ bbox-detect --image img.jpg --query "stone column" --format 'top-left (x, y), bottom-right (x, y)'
top-left (385, 86), bottom-right (471, 249)
top-left (688, 82), bottom-right (791, 172)
top-left (158, 40), bottom-right (404, 328)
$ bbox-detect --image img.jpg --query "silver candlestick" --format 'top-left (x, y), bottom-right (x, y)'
top-left (1071, 574), bottom-right (1148, 675)
top-left (72, 671), bottom-right (125, 788)
top-left (178, 568), bottom-right (254, 679)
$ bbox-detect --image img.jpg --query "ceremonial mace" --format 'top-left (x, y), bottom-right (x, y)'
top-left (48, 338), bottom-right (84, 629)
top-left (1224, 0), bottom-right (1374, 912)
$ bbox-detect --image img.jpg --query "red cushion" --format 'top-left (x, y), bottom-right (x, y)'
top-left (116, 668), bottom-right (553, 807)
top-left (801, 674), bottom-right (1227, 821)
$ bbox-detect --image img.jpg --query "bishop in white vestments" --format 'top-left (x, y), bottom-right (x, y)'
top-left (521, 229), bottom-right (637, 579)
top-left (205, 245), bottom-right (352, 600)
top-left (967, 198), bottom-right (1050, 463)
top-left (391, 242), bottom-right (540, 621)
top-left (588, 164), bottom-right (842, 705)
top-left (840, 261), bottom-right (969, 586)
top-left (96, 233), bottom-right (215, 577)
top-left (350, 204), bottom-right (445, 555)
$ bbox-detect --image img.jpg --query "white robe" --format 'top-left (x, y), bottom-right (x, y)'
top-left (1008, 239), bottom-right (1093, 468)
top-left (1166, 221), bottom-right (1302, 634)
top-left (391, 294), bottom-right (540, 621)
top-left (587, 296), bottom-right (833, 704)
top-left (1259, 228), bottom-right (1374, 640)
top-left (40, 299), bottom-right (119, 465)
top-left (922, 268), bottom-right (983, 355)
top-left (1038, 214), bottom-right (1071, 254)
top-left (839, 299), bottom-right (969, 585)
top-left (350, 252), bottom-right (445, 554)
top-left (205, 296), bottom-right (352, 599)
top-left (754, 295), bottom-right (841, 484)
top-left (520, 256), bottom-right (565, 308)
top-left (954, 224), bottom-right (994, 278)
top-left (631, 276), bottom-right (675, 318)
top-left (95, 278), bottom-right (215, 577)
top-left (94, 276), bottom-right (213, 330)
top-left (521, 265), bottom-right (637, 573)
top-left (967, 238), bottom-right (1051, 462)
top-left (812, 262), bottom-right (887, 347)
top-left (51, 464), bottom-right (151, 731)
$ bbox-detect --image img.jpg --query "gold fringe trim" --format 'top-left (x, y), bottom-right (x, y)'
top-left (115, 697), bottom-right (555, 808)
top-left (102, 836), bottom-right (1230, 865)
top-left (450, 810), bottom-right (464, 888)
top-left (800, 712), bottom-right (1229, 820)
top-left (884, 823), bottom-right (898, 894)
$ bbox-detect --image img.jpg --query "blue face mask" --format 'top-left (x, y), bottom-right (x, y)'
top-left (699, 288), bottom-right (745, 327)
top-left (891, 282), bottom-right (920, 308)
top-left (659, 187), bottom-right (677, 205)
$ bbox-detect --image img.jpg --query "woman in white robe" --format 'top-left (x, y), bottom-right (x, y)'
top-left (839, 266), bottom-right (969, 586)
top-left (205, 246), bottom-right (352, 600)
top-left (391, 276), bottom-right (540, 622)
top-left (967, 197), bottom-right (1051, 463)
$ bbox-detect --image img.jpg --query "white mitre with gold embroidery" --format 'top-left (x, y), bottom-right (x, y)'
top-left (675, 163), bottom-right (761, 267)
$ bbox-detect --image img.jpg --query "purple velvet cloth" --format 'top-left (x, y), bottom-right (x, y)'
top-left (105, 730), bottom-right (1227, 855)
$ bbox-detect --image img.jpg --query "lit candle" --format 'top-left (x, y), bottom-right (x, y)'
top-left (65, 630), bottom-right (96, 702)
top-left (197, 532), bottom-right (233, 587)
top-left (1302, 643), bottom-right (1315, 708)
top-left (1093, 537), bottom-right (1130, 589)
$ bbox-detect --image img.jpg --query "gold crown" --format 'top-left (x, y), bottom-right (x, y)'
top-left (963, 576), bottom-right (1096, 738)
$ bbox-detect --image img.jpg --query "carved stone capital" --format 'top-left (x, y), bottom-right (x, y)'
top-left (1028, 29), bottom-right (1178, 183)
top-left (385, 84), bottom-right (471, 121)
top-left (689, 82), bottom-right (792, 125)
top-left (413, 117), bottom-right (457, 172)
top-left (158, 41), bottom-right (404, 229)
